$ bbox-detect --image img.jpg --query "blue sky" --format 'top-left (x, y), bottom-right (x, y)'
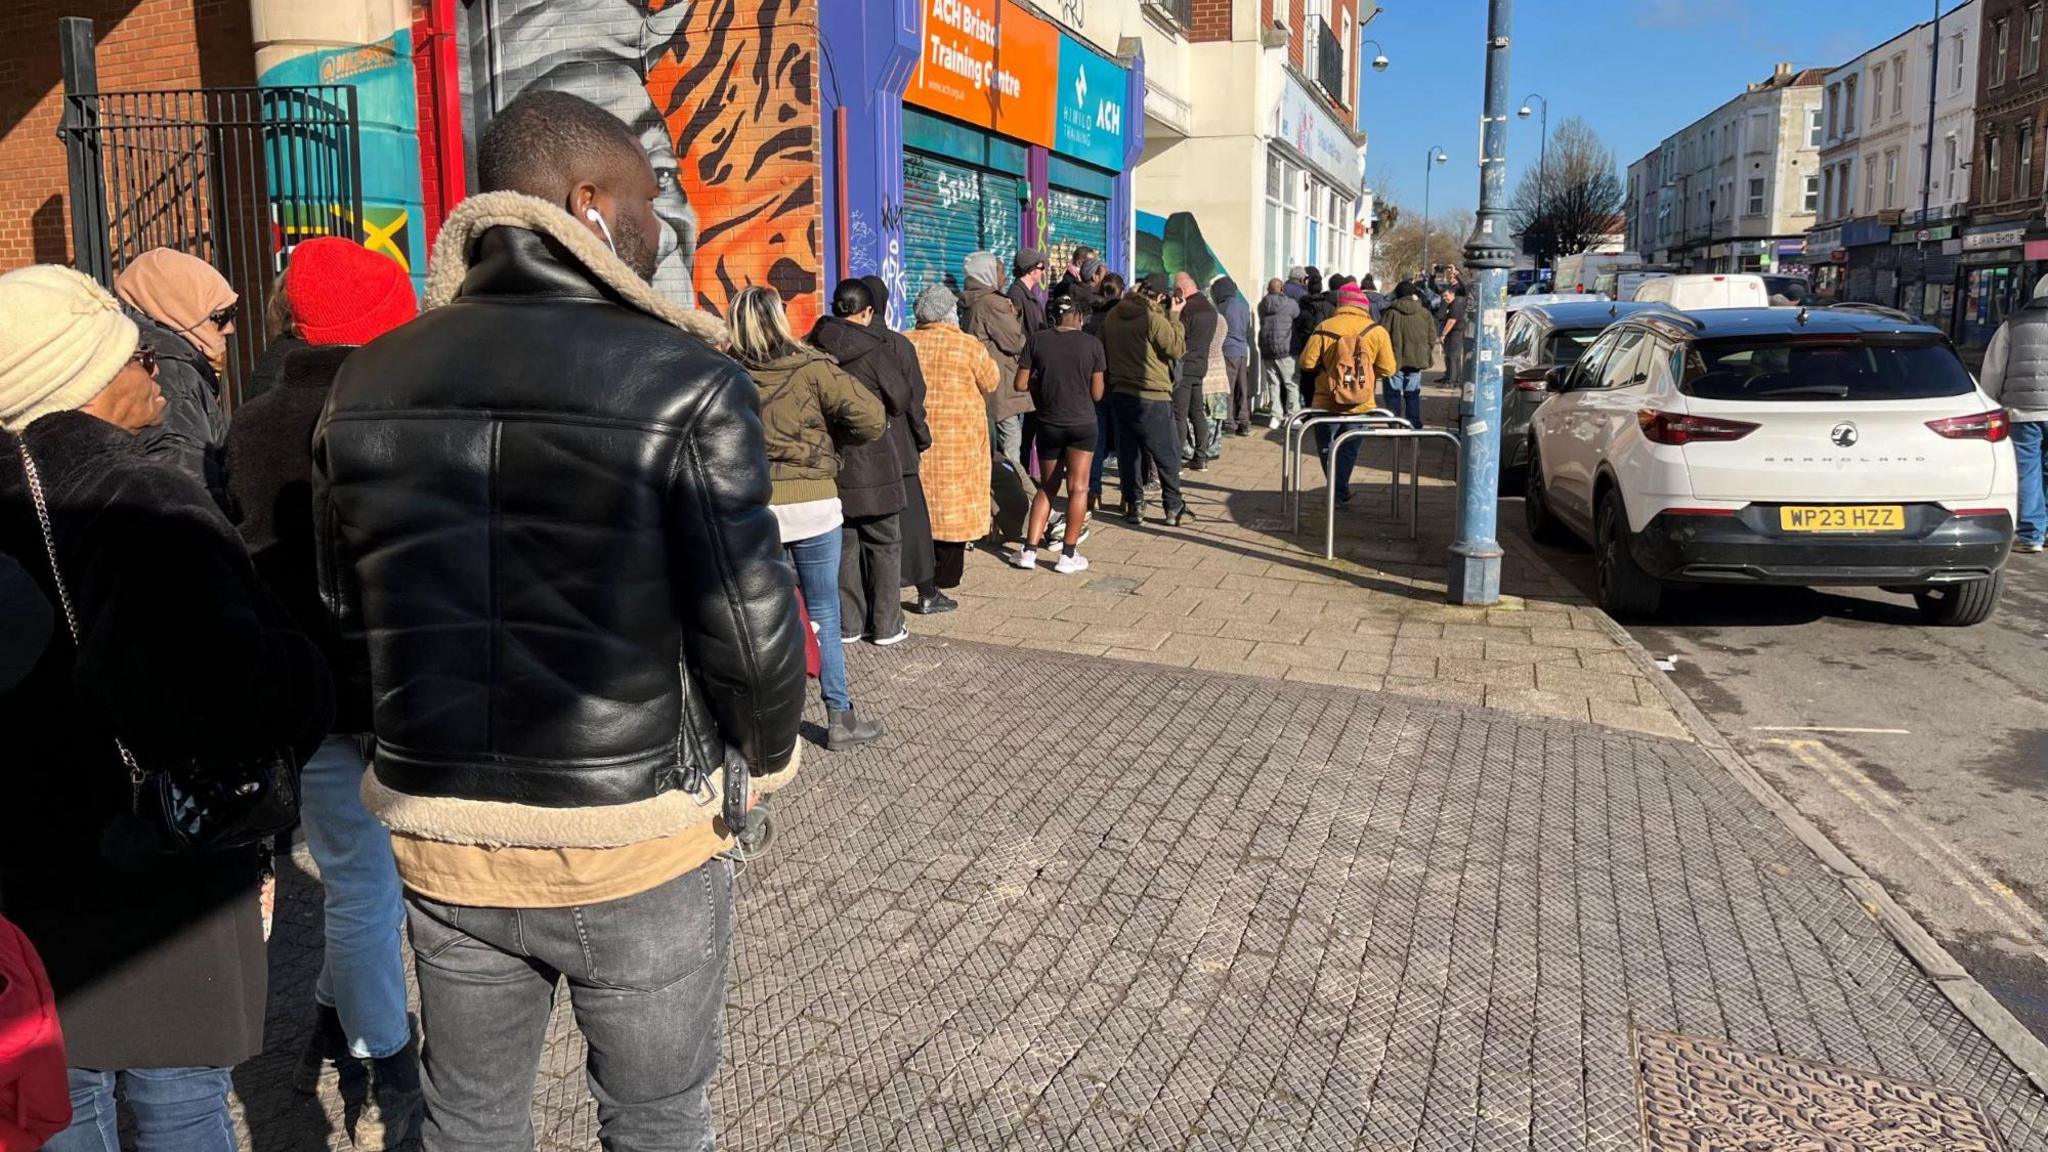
top-left (1360, 0), bottom-right (1956, 220)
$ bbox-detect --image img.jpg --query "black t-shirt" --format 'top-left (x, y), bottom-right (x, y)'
top-left (1447, 296), bottom-right (1470, 330)
top-left (1023, 328), bottom-right (1106, 430)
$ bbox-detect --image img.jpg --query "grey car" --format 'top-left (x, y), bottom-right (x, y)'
top-left (1499, 300), bottom-right (1664, 490)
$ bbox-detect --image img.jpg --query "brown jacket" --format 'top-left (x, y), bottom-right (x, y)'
top-left (904, 322), bottom-right (1001, 542)
top-left (744, 345), bottom-right (887, 506)
top-left (962, 283), bottom-right (1033, 421)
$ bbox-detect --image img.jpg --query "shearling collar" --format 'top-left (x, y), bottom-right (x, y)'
top-left (424, 191), bottom-right (726, 350)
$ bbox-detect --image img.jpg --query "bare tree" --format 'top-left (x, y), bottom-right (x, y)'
top-left (1510, 117), bottom-right (1626, 265)
top-left (1371, 202), bottom-right (1471, 285)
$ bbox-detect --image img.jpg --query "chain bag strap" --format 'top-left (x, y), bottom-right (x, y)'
top-left (18, 441), bottom-right (299, 855)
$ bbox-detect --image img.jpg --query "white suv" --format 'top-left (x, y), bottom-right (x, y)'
top-left (1521, 307), bottom-right (2018, 625)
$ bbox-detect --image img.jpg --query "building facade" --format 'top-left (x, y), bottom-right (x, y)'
top-left (1810, 22), bottom-right (1924, 306)
top-left (1961, 0), bottom-right (2048, 353)
top-left (1629, 64), bottom-right (1824, 276)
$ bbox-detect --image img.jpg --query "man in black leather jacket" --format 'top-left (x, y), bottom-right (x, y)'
top-left (312, 90), bottom-right (805, 1152)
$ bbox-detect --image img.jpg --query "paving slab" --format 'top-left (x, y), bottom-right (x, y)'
top-left (238, 638), bottom-right (2048, 1150)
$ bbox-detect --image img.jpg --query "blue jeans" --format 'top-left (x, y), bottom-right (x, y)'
top-left (786, 529), bottom-right (851, 711)
top-left (2015, 419), bottom-right (2046, 545)
top-left (1316, 423), bottom-right (1362, 501)
top-left (1383, 370), bottom-right (1424, 429)
top-left (302, 733), bottom-right (410, 1059)
top-left (405, 858), bottom-right (731, 1152)
top-left (46, 1067), bottom-right (236, 1152)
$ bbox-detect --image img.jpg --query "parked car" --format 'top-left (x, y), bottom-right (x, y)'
top-left (1522, 307), bottom-right (2016, 625)
top-left (1508, 269), bottom-right (1552, 295)
top-left (1500, 300), bottom-right (1664, 490)
top-left (1629, 273), bottom-right (1770, 310)
top-left (1507, 292), bottom-right (1604, 315)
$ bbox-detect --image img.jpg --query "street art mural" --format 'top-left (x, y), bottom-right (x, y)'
top-left (1136, 209), bottom-right (1229, 286)
top-left (464, 0), bottom-right (821, 327)
top-left (255, 13), bottom-right (426, 293)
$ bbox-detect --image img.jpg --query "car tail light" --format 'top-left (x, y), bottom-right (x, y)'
top-left (1637, 409), bottom-right (1759, 445)
top-left (1925, 410), bottom-right (2010, 443)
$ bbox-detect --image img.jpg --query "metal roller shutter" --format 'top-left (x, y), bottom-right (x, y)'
top-left (1045, 188), bottom-right (1109, 275)
top-left (901, 151), bottom-right (1024, 303)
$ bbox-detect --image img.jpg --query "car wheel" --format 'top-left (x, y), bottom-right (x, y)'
top-left (1913, 572), bottom-right (2004, 626)
top-left (1595, 491), bottom-right (1662, 619)
top-left (1523, 446), bottom-right (1571, 545)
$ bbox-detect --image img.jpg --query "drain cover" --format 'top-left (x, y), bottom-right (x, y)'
top-left (1636, 1030), bottom-right (2008, 1151)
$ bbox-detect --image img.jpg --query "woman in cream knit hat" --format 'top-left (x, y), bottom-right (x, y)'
top-left (0, 264), bottom-right (334, 1152)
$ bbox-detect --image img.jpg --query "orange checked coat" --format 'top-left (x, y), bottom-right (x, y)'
top-left (903, 320), bottom-right (1000, 543)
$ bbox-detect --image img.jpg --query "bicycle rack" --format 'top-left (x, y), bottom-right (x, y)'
top-left (1286, 413), bottom-right (1412, 534)
top-left (1322, 428), bottom-right (1462, 559)
top-left (1281, 408), bottom-right (1396, 496)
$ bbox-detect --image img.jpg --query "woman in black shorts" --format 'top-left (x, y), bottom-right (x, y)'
top-left (1012, 294), bottom-right (1105, 574)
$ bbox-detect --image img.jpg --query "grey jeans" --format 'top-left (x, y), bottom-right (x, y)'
top-left (405, 858), bottom-right (733, 1152)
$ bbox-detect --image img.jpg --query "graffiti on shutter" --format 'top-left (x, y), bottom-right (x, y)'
top-left (1045, 188), bottom-right (1109, 273)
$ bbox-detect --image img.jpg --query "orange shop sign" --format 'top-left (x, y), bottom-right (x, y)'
top-left (908, 0), bottom-right (1058, 148)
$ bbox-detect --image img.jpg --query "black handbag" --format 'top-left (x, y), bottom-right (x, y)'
top-left (19, 441), bottom-right (300, 854)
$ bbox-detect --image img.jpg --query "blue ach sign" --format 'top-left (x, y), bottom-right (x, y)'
top-left (1054, 37), bottom-right (1126, 172)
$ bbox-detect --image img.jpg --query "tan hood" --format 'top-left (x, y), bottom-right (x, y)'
top-left (424, 191), bottom-right (727, 350)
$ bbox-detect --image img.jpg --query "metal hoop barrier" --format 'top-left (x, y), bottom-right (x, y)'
top-left (1282, 408), bottom-right (1395, 498)
top-left (1287, 414), bottom-right (1412, 534)
top-left (1323, 428), bottom-right (1463, 560)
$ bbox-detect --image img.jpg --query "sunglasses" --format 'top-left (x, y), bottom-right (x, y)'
top-left (208, 305), bottom-right (237, 329)
top-left (130, 346), bottom-right (159, 375)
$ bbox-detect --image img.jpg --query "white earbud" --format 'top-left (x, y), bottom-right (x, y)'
top-left (584, 205), bottom-right (618, 256)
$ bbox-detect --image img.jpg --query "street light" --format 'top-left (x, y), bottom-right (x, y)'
top-left (1421, 145), bottom-right (1449, 272)
top-left (1361, 38), bottom-right (1390, 72)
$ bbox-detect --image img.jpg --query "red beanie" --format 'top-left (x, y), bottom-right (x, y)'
top-left (286, 238), bottom-right (418, 347)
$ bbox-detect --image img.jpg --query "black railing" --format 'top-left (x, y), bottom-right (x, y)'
top-left (1314, 17), bottom-right (1347, 105)
top-left (57, 18), bottom-right (363, 406)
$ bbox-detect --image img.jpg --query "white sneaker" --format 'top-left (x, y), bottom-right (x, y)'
top-left (871, 625), bottom-right (910, 646)
top-left (1011, 549), bottom-right (1038, 570)
top-left (1054, 552), bottom-right (1090, 575)
top-left (1268, 415), bottom-right (1282, 430)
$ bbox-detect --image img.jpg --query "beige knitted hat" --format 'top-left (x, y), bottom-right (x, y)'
top-left (0, 265), bottom-right (141, 432)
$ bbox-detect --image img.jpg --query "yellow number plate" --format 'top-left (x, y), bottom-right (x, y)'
top-left (1778, 505), bottom-right (1906, 533)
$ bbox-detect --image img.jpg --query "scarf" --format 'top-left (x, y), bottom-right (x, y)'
top-left (114, 249), bottom-right (237, 365)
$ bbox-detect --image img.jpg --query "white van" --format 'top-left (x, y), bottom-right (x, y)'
top-left (1612, 270), bottom-right (1673, 301)
top-left (1629, 273), bottom-right (1769, 310)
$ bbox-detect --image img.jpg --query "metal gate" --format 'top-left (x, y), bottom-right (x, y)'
top-left (56, 18), bottom-right (363, 405)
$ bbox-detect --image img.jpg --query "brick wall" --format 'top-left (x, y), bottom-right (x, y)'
top-left (0, 0), bottom-right (254, 271)
top-left (1188, 0), bottom-right (1232, 42)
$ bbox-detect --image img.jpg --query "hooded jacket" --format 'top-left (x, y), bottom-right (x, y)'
top-left (1100, 295), bottom-right (1186, 402)
top-left (962, 282), bottom-right (1033, 421)
top-left (1212, 277), bottom-right (1252, 361)
top-left (1177, 290), bottom-right (1220, 384)
top-left (1300, 304), bottom-right (1398, 414)
top-left (809, 314), bottom-right (909, 518)
top-left (1292, 287), bottom-right (1337, 359)
top-left (743, 343), bottom-right (887, 506)
top-left (1982, 274), bottom-right (2048, 423)
top-left (314, 190), bottom-right (806, 852)
top-left (131, 313), bottom-right (230, 514)
top-left (1258, 289), bottom-right (1300, 359)
top-left (1385, 295), bottom-right (1440, 373)
top-left (860, 275), bottom-right (933, 476)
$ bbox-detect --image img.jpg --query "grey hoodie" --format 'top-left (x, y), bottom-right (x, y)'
top-left (1981, 274), bottom-right (2048, 423)
top-left (1257, 290), bottom-right (1299, 358)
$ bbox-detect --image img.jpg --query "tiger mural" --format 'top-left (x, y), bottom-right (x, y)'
top-left (462, 0), bottom-right (822, 328)
top-left (646, 0), bottom-right (822, 330)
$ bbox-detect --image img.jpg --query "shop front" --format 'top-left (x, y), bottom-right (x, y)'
top-left (1802, 226), bottom-right (1843, 302)
top-left (1837, 220), bottom-right (1893, 305)
top-left (821, 0), bottom-right (1140, 326)
top-left (1265, 75), bottom-right (1364, 284)
top-left (1954, 223), bottom-right (2036, 355)
top-left (1890, 224), bottom-right (1957, 326)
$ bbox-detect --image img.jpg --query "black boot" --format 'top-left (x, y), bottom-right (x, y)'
top-left (911, 589), bottom-right (958, 615)
top-left (294, 1002), bottom-right (346, 1094)
top-left (1122, 500), bottom-right (1144, 525)
top-left (828, 708), bottom-right (886, 750)
top-left (352, 1041), bottom-right (423, 1151)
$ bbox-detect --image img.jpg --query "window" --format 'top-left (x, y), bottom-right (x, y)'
top-left (1504, 316), bottom-right (1534, 362)
top-left (1679, 336), bottom-right (1975, 402)
top-left (1809, 106), bottom-right (1824, 147)
top-left (1600, 331), bottom-right (1652, 391)
top-left (1945, 134), bottom-right (1959, 200)
top-left (1826, 84), bottom-right (1841, 139)
top-left (1883, 150), bottom-right (1897, 208)
top-left (1994, 19), bottom-right (2009, 85)
top-left (1987, 133), bottom-right (2003, 200)
top-left (1892, 54), bottom-right (1906, 115)
top-left (1803, 174), bottom-right (1820, 213)
top-left (1864, 156), bottom-right (1876, 212)
top-left (2027, 5), bottom-right (2043, 75)
top-left (1747, 177), bottom-right (1766, 216)
top-left (1844, 75), bottom-right (1858, 132)
top-left (2022, 126), bottom-right (2036, 199)
top-left (1953, 32), bottom-right (1967, 92)
top-left (1872, 64), bottom-right (1886, 121)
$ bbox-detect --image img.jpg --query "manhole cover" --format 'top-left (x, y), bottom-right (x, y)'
top-left (1084, 576), bottom-right (1140, 594)
top-left (1636, 1030), bottom-right (2008, 1151)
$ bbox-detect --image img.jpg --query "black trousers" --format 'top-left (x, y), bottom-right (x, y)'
top-left (1111, 391), bottom-right (1183, 515)
top-left (933, 541), bottom-right (967, 589)
top-left (1226, 356), bottom-right (1253, 431)
top-left (839, 512), bottom-right (903, 639)
top-left (1172, 371), bottom-right (1209, 461)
